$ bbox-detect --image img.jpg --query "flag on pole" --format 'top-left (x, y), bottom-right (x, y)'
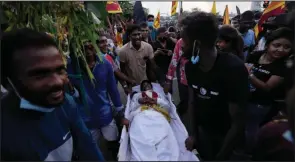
top-left (106, 1), bottom-right (123, 14)
top-left (254, 1), bottom-right (286, 38)
top-left (236, 6), bottom-right (241, 16)
top-left (171, 1), bottom-right (178, 16)
top-left (223, 5), bottom-right (230, 25)
top-left (154, 10), bottom-right (160, 29)
top-left (133, 1), bottom-right (146, 24)
top-left (211, 1), bottom-right (217, 15)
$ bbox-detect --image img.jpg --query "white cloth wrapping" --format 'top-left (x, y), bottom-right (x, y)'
top-left (118, 83), bottom-right (199, 161)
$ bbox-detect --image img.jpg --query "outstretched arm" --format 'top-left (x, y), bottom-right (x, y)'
top-left (106, 61), bottom-right (124, 114)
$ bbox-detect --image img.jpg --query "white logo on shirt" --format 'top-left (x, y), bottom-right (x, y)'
top-left (63, 131), bottom-right (71, 140)
top-left (210, 91), bottom-right (219, 96)
top-left (200, 87), bottom-right (207, 95)
top-left (192, 85), bottom-right (198, 89)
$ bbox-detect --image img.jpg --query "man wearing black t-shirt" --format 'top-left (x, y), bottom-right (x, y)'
top-left (182, 12), bottom-right (249, 161)
top-left (153, 27), bottom-right (176, 83)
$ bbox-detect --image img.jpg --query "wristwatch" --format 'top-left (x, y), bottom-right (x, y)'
top-left (249, 73), bottom-right (254, 77)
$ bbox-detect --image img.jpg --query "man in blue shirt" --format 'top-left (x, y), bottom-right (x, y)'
top-left (1, 28), bottom-right (104, 161)
top-left (239, 11), bottom-right (256, 60)
top-left (147, 14), bottom-right (157, 42)
top-left (67, 41), bottom-right (128, 160)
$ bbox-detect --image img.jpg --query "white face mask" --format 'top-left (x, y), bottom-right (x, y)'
top-left (7, 78), bottom-right (55, 113)
top-left (283, 130), bottom-right (294, 143)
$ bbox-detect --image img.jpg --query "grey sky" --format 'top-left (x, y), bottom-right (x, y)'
top-left (142, 1), bottom-right (252, 16)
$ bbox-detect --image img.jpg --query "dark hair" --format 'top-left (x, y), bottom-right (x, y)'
top-left (126, 24), bottom-right (140, 37)
top-left (147, 14), bottom-right (154, 19)
top-left (286, 86), bottom-right (295, 137)
top-left (126, 14), bottom-right (133, 22)
top-left (168, 26), bottom-right (176, 33)
top-left (157, 27), bottom-right (167, 35)
top-left (254, 11), bottom-right (263, 20)
top-left (140, 80), bottom-right (152, 91)
top-left (180, 11), bottom-right (218, 48)
top-left (240, 10), bottom-right (254, 21)
top-left (232, 15), bottom-right (240, 21)
top-left (140, 22), bottom-right (148, 28)
top-left (265, 27), bottom-right (294, 46)
top-left (96, 33), bottom-right (108, 44)
top-left (218, 25), bottom-right (244, 60)
top-left (286, 10), bottom-right (295, 30)
top-left (1, 28), bottom-right (57, 87)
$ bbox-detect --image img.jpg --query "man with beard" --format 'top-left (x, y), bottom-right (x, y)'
top-left (119, 24), bottom-right (160, 86)
top-left (153, 27), bottom-right (176, 91)
top-left (239, 11), bottom-right (256, 59)
top-left (1, 28), bottom-right (104, 161)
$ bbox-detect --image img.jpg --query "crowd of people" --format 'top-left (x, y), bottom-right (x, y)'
top-left (1, 7), bottom-right (295, 161)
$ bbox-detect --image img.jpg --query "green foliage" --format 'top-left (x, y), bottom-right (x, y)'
top-left (118, 1), bottom-right (133, 18)
top-left (1, 1), bottom-right (100, 82)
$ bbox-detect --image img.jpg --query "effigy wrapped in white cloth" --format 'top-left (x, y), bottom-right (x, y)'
top-left (118, 83), bottom-right (199, 161)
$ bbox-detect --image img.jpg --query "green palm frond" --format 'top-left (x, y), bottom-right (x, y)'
top-left (2, 1), bottom-right (101, 85)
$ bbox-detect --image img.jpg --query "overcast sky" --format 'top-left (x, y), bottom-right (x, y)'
top-left (142, 1), bottom-right (253, 16)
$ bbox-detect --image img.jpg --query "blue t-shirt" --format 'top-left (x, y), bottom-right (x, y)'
top-left (67, 56), bottom-right (123, 129)
top-left (1, 93), bottom-right (104, 161)
top-left (242, 29), bottom-right (256, 58)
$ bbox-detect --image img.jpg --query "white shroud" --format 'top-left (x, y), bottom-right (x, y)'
top-left (118, 83), bottom-right (199, 161)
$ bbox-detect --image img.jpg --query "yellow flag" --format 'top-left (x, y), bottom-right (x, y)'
top-left (154, 11), bottom-right (160, 29)
top-left (211, 1), bottom-right (217, 15)
top-left (171, 1), bottom-right (178, 16)
top-left (223, 5), bottom-right (230, 25)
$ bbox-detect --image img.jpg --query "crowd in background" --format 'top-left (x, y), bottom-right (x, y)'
top-left (1, 6), bottom-right (295, 162)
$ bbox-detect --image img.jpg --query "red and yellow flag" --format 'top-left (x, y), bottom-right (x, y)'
top-left (254, 1), bottom-right (285, 38)
top-left (223, 5), bottom-right (230, 25)
top-left (154, 11), bottom-right (160, 29)
top-left (106, 1), bottom-right (123, 14)
top-left (171, 1), bottom-right (178, 16)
